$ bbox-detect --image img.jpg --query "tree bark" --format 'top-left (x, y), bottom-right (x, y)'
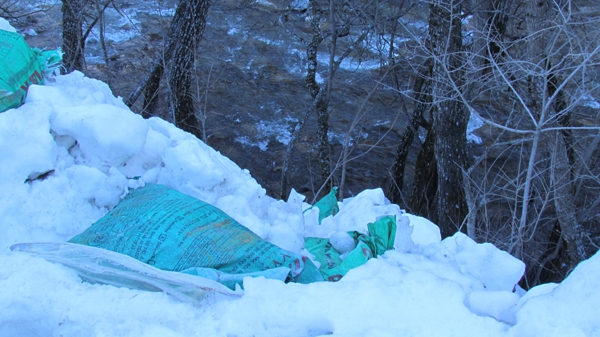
top-left (306, 0), bottom-right (332, 192)
top-left (428, 0), bottom-right (470, 237)
top-left (141, 63), bottom-right (163, 118)
top-left (546, 55), bottom-right (587, 272)
top-left (408, 126), bottom-right (438, 221)
top-left (166, 0), bottom-right (210, 139)
top-left (127, 0), bottom-right (210, 138)
top-left (550, 131), bottom-right (587, 270)
top-left (61, 0), bottom-right (86, 73)
top-left (388, 72), bottom-right (430, 205)
top-left (481, 0), bottom-right (511, 70)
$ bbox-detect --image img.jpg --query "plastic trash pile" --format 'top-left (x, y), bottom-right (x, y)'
top-left (0, 17), bottom-right (60, 113)
top-left (16, 183), bottom-right (397, 294)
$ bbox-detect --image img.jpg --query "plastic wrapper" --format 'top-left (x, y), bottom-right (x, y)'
top-left (11, 242), bottom-right (240, 306)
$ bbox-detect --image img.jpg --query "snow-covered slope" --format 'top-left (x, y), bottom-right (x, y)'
top-left (0, 70), bottom-right (598, 336)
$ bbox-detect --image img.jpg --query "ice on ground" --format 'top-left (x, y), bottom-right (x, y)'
top-left (580, 94), bottom-right (600, 110)
top-left (257, 120), bottom-right (292, 145)
top-left (290, 0), bottom-right (309, 10)
top-left (254, 0), bottom-right (277, 9)
top-left (467, 110), bottom-right (484, 144)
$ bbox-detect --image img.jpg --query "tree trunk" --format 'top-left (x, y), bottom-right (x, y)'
top-left (408, 127), bottom-right (438, 221)
top-left (481, 0), bottom-right (511, 70)
top-left (546, 56), bottom-right (587, 273)
top-left (279, 89), bottom-right (325, 199)
top-left (315, 98), bottom-right (331, 190)
top-left (127, 0), bottom-right (210, 136)
top-left (61, 0), bottom-right (86, 73)
top-left (305, 0), bottom-right (332, 193)
top-left (141, 63), bottom-right (163, 118)
top-left (166, 0), bottom-right (210, 139)
top-left (429, 0), bottom-right (470, 237)
top-left (550, 131), bottom-right (587, 270)
top-left (387, 72), bottom-right (430, 204)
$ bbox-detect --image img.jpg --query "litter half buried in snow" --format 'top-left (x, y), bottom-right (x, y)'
top-left (66, 183), bottom-right (324, 289)
top-left (1, 71), bottom-right (524, 293)
top-left (13, 182), bottom-right (400, 293)
top-left (0, 18), bottom-right (61, 113)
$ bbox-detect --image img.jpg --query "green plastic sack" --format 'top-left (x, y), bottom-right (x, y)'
top-left (360, 215), bottom-right (397, 257)
top-left (69, 184), bottom-right (323, 289)
top-left (0, 29), bottom-right (61, 112)
top-left (305, 187), bottom-right (339, 224)
top-left (305, 216), bottom-right (397, 281)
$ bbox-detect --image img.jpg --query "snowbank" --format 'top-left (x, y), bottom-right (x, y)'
top-left (0, 70), bottom-right (598, 336)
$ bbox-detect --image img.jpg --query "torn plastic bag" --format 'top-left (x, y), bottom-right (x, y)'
top-left (0, 29), bottom-right (61, 112)
top-left (68, 183), bottom-right (323, 289)
top-left (305, 215), bottom-right (396, 281)
top-left (10, 242), bottom-right (240, 306)
top-left (304, 187), bottom-right (339, 224)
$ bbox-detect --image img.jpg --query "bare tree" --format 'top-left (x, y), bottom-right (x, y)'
top-left (61, 0), bottom-right (118, 73)
top-left (387, 0), bottom-right (469, 235)
top-left (62, 0), bottom-right (86, 72)
top-left (1, 0), bottom-right (56, 20)
top-left (126, 0), bottom-right (210, 139)
top-left (279, 0), bottom-right (375, 198)
top-left (453, 0), bottom-right (599, 284)
top-left (305, 0), bottom-right (333, 192)
top-left (385, 0), bottom-right (598, 285)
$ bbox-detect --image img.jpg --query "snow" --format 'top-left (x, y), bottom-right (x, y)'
top-left (580, 94), bottom-right (600, 110)
top-left (23, 28), bottom-right (37, 36)
top-left (0, 37), bottom-right (599, 337)
top-left (467, 110), bottom-right (484, 144)
top-left (442, 233), bottom-right (525, 292)
top-left (254, 0), bottom-right (277, 9)
top-left (510, 253), bottom-right (600, 336)
top-left (0, 17), bottom-right (16, 32)
top-left (289, 0), bottom-right (309, 11)
top-left (234, 117), bottom-right (292, 151)
top-left (330, 231), bottom-right (356, 254)
top-left (87, 7), bottom-right (141, 44)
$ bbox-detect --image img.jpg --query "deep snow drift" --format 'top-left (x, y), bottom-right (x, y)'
top-left (0, 70), bottom-right (598, 336)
